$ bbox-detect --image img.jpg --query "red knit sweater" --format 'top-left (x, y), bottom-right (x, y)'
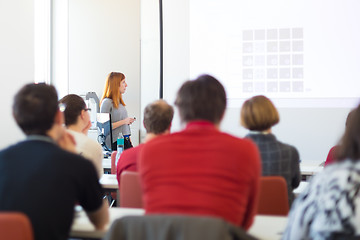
top-left (139, 121), bottom-right (261, 229)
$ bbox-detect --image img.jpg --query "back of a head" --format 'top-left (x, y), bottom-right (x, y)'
top-left (345, 109), bottom-right (356, 127)
top-left (175, 74), bottom-right (226, 124)
top-left (336, 105), bottom-right (360, 161)
top-left (13, 83), bottom-right (58, 136)
top-left (240, 95), bottom-right (279, 131)
top-left (59, 94), bottom-right (86, 126)
top-left (143, 100), bottom-right (174, 134)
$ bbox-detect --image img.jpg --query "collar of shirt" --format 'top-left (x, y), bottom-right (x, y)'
top-left (185, 120), bottom-right (216, 130)
top-left (26, 135), bottom-right (56, 144)
top-left (249, 130), bottom-right (270, 135)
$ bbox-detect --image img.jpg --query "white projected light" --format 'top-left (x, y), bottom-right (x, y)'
top-left (189, 0), bottom-right (360, 107)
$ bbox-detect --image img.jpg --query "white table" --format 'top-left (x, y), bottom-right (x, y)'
top-left (293, 181), bottom-right (309, 197)
top-left (70, 207), bottom-right (145, 239)
top-left (300, 163), bottom-right (323, 177)
top-left (100, 174), bottom-right (118, 190)
top-left (100, 174), bottom-right (119, 207)
top-left (248, 215), bottom-right (288, 240)
top-left (71, 207), bottom-right (288, 240)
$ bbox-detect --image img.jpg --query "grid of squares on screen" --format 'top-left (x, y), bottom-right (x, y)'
top-left (242, 28), bottom-right (304, 93)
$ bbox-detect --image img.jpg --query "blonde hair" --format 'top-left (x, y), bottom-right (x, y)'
top-left (100, 72), bottom-right (126, 108)
top-left (240, 95), bottom-right (279, 131)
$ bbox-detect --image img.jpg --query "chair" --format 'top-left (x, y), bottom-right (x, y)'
top-left (103, 215), bottom-right (257, 240)
top-left (106, 151), bottom-right (118, 207)
top-left (0, 212), bottom-right (34, 240)
top-left (120, 171), bottom-right (143, 208)
top-left (257, 176), bottom-right (289, 216)
top-left (111, 151), bottom-right (117, 175)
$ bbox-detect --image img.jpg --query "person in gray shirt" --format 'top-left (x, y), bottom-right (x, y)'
top-left (100, 72), bottom-right (135, 150)
top-left (240, 95), bottom-right (301, 206)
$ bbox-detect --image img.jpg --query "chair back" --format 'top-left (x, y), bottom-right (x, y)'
top-left (111, 151), bottom-right (117, 174)
top-left (257, 176), bottom-right (289, 216)
top-left (0, 212), bottom-right (34, 240)
top-left (109, 151), bottom-right (118, 201)
top-left (104, 215), bottom-right (257, 240)
top-left (120, 171), bottom-right (143, 208)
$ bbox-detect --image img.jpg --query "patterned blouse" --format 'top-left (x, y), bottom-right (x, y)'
top-left (283, 160), bottom-right (360, 240)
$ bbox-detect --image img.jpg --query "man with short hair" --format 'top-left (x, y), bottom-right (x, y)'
top-left (116, 99), bottom-right (174, 184)
top-left (0, 83), bottom-right (109, 240)
top-left (60, 94), bottom-right (103, 177)
top-left (139, 75), bottom-right (261, 230)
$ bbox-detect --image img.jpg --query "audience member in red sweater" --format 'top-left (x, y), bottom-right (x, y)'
top-left (139, 74), bottom-right (261, 229)
top-left (116, 100), bottom-right (174, 185)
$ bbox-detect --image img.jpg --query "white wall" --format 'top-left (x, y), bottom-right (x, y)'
top-left (162, 0), bottom-right (190, 131)
top-left (51, 0), bottom-right (68, 98)
top-left (140, 0), bottom-right (161, 141)
top-left (0, 0), bottom-right (34, 149)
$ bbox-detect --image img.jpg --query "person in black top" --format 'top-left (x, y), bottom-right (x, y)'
top-left (0, 83), bottom-right (109, 240)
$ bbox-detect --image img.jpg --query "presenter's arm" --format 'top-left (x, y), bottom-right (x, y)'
top-left (100, 99), bottom-right (135, 129)
top-left (86, 199), bottom-right (109, 230)
top-left (112, 117), bottom-right (135, 129)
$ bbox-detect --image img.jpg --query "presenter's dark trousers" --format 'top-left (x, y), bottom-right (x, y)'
top-left (111, 137), bottom-right (133, 151)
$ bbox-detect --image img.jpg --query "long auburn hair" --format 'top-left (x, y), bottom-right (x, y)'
top-left (100, 72), bottom-right (126, 108)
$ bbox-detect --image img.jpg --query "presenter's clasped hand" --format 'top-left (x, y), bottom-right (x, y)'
top-left (124, 117), bottom-right (135, 125)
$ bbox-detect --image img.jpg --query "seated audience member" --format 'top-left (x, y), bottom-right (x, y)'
top-left (139, 74), bottom-right (261, 229)
top-left (324, 109), bottom-right (355, 166)
top-left (283, 103), bottom-right (360, 240)
top-left (59, 94), bottom-right (103, 177)
top-left (0, 83), bottom-right (109, 240)
top-left (116, 99), bottom-right (174, 184)
top-left (240, 95), bottom-right (300, 206)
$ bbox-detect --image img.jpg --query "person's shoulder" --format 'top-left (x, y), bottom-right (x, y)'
top-left (263, 133), bottom-right (296, 152)
top-left (276, 139), bottom-right (299, 154)
top-left (328, 145), bottom-right (338, 154)
top-left (102, 98), bottom-right (112, 103)
top-left (120, 144), bottom-right (140, 160)
top-left (55, 145), bottom-right (85, 160)
top-left (144, 133), bottom-right (173, 145)
top-left (325, 159), bottom-right (360, 172)
top-left (68, 130), bottom-right (97, 148)
top-left (214, 132), bottom-right (260, 159)
top-left (119, 145), bottom-right (142, 164)
top-left (0, 142), bottom-right (21, 158)
top-left (100, 98), bottom-right (113, 108)
top-left (81, 133), bottom-right (101, 149)
top-left (123, 144), bottom-right (143, 155)
top-left (312, 160), bottom-right (360, 188)
top-left (46, 141), bottom-right (92, 165)
top-left (219, 131), bottom-right (257, 147)
top-left (217, 133), bottom-right (261, 169)
top-left (67, 129), bottom-right (83, 139)
top-left (139, 135), bottom-right (175, 156)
